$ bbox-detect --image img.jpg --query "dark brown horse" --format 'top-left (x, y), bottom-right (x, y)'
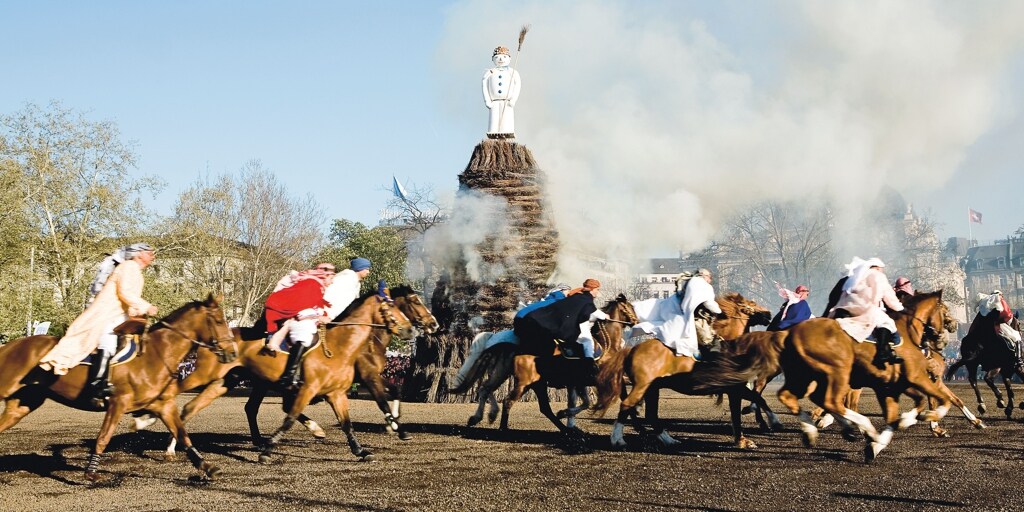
top-left (764, 291), bottom-right (982, 462)
top-left (449, 294), bottom-right (638, 432)
top-left (592, 293), bottom-right (781, 450)
top-left (146, 285), bottom-right (435, 457)
top-left (946, 311), bottom-right (1024, 418)
top-left (0, 294), bottom-right (237, 481)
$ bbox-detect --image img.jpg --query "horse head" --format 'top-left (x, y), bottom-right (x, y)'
top-left (897, 290), bottom-right (949, 351)
top-left (370, 291), bottom-right (416, 341)
top-left (388, 284), bottom-right (439, 335)
top-left (158, 293), bottom-right (238, 364)
top-left (715, 293), bottom-right (772, 340)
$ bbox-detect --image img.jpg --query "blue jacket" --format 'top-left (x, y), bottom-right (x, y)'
top-left (768, 299), bottom-right (812, 331)
top-left (515, 290), bottom-right (566, 319)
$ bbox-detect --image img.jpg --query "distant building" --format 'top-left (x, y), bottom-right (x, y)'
top-left (960, 237), bottom-right (1024, 313)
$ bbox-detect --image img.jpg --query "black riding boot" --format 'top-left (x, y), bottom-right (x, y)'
top-left (872, 329), bottom-right (903, 367)
top-left (278, 343), bottom-right (309, 390)
top-left (84, 350), bottom-right (114, 408)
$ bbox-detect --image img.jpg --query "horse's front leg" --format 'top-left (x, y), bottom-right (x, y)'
top-left (468, 384), bottom-right (489, 427)
top-left (245, 381), bottom-right (271, 449)
top-left (259, 385), bottom-right (317, 464)
top-left (357, 355), bottom-right (410, 440)
top-left (164, 377), bottom-right (231, 458)
top-left (865, 392), bottom-right (900, 463)
top-left (151, 397), bottom-right (221, 479)
top-left (323, 389), bottom-right (374, 461)
top-left (964, 365), bottom-right (986, 414)
top-left (86, 396), bottom-right (131, 482)
top-left (1001, 372), bottom-right (1015, 419)
top-left (534, 384), bottom-right (571, 433)
top-left (984, 370), bottom-right (1004, 409)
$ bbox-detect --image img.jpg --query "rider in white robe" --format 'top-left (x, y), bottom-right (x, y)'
top-left (631, 270), bottom-right (721, 358)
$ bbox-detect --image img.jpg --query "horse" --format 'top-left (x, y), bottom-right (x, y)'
top-left (946, 312), bottom-right (1024, 418)
top-left (0, 294), bottom-right (237, 481)
top-left (150, 288), bottom-right (415, 462)
top-left (757, 290), bottom-right (983, 462)
top-left (592, 293), bottom-right (783, 450)
top-left (813, 300), bottom-right (971, 437)
top-left (256, 289), bottom-right (415, 462)
top-left (449, 294), bottom-right (638, 432)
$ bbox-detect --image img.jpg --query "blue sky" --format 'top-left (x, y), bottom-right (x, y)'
top-left (3, 1), bottom-right (1023, 257)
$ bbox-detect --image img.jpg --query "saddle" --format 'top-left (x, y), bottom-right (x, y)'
top-left (112, 316), bottom-right (147, 352)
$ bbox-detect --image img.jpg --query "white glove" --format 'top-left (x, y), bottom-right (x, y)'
top-left (589, 310), bottom-right (609, 322)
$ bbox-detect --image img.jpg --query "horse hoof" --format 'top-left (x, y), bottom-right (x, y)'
top-left (85, 471), bottom-right (102, 483)
top-left (815, 415), bottom-right (835, 430)
top-left (974, 420), bottom-right (987, 430)
top-left (358, 453), bottom-right (376, 462)
top-left (202, 463), bottom-right (222, 480)
top-left (864, 443), bottom-right (877, 463)
top-left (555, 410), bottom-right (568, 419)
top-left (801, 431), bottom-right (818, 448)
top-left (162, 452), bottom-right (178, 462)
top-left (978, 403), bottom-right (988, 415)
top-left (1018, 401), bottom-right (1024, 410)
top-left (738, 438), bottom-right (758, 450)
top-left (399, 431), bottom-right (413, 441)
top-left (467, 416), bottom-right (481, 427)
top-left (931, 429), bottom-right (951, 438)
top-left (841, 428), bottom-right (860, 443)
top-left (997, 399), bottom-right (1007, 409)
top-left (1006, 408), bottom-right (1014, 420)
top-left (740, 405), bottom-right (754, 415)
top-left (258, 454), bottom-right (273, 464)
top-left (770, 421), bottom-right (785, 432)
top-left (487, 410), bottom-right (500, 424)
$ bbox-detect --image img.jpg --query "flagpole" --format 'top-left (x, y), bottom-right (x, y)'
top-left (968, 207), bottom-right (973, 247)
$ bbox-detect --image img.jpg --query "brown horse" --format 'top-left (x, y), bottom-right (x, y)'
top-left (0, 294), bottom-right (237, 481)
top-left (764, 291), bottom-right (982, 462)
top-left (946, 312), bottom-right (1024, 418)
top-left (257, 289), bottom-right (415, 462)
top-left (592, 293), bottom-right (781, 450)
top-left (449, 294), bottom-right (638, 432)
top-left (145, 284), bottom-right (438, 455)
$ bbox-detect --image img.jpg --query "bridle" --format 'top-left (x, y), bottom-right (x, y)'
top-left (595, 299), bottom-right (638, 350)
top-left (154, 305), bottom-right (237, 363)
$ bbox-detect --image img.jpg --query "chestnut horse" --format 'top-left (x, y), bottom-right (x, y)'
top-left (0, 294), bottom-right (237, 481)
top-left (257, 290), bottom-right (414, 462)
top-left (147, 285), bottom-right (436, 455)
top-left (449, 294), bottom-right (638, 432)
top-left (592, 293), bottom-right (782, 450)
top-left (764, 291), bottom-right (982, 462)
top-left (946, 312), bottom-right (1024, 418)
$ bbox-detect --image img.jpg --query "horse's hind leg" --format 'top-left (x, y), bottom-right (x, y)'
top-left (865, 392), bottom-right (900, 463)
top-left (245, 381), bottom-right (271, 450)
top-left (323, 390), bottom-right (374, 462)
top-left (357, 356), bottom-right (409, 440)
top-left (984, 371), bottom-right (1004, 409)
top-left (468, 384), bottom-right (489, 427)
top-left (0, 392), bottom-right (46, 434)
top-left (164, 378), bottom-right (232, 458)
top-left (1001, 373), bottom-right (1015, 419)
top-left (777, 376), bottom-right (819, 447)
top-left (260, 386), bottom-right (323, 462)
top-left (729, 389), bottom-right (756, 450)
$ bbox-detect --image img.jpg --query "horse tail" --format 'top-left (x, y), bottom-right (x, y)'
top-left (592, 347), bottom-right (630, 416)
top-left (449, 332), bottom-right (494, 394)
top-left (691, 332), bottom-right (787, 393)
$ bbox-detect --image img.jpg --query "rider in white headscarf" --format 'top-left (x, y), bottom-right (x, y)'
top-left (830, 257), bottom-right (905, 366)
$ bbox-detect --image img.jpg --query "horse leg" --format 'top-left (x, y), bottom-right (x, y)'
top-left (865, 392), bottom-right (900, 463)
top-left (85, 396), bottom-right (130, 482)
top-left (533, 384), bottom-right (571, 433)
top-left (500, 357), bottom-right (537, 432)
top-left (563, 388), bottom-right (577, 429)
top-left (260, 385), bottom-right (318, 463)
top-left (612, 376), bottom-right (657, 449)
top-left (0, 392), bottom-right (46, 433)
top-left (1001, 372), bottom-right (1015, 419)
top-left (163, 378), bottom-right (231, 458)
top-left (323, 390), bottom-right (374, 461)
top-left (357, 359), bottom-right (409, 440)
top-left (778, 386), bottom-right (818, 447)
top-left (984, 370), bottom-right (1004, 409)
top-left (966, 365), bottom-right (986, 414)
top-left (151, 397), bottom-right (221, 480)
top-left (729, 389), bottom-right (756, 450)
top-left (245, 381), bottom-right (271, 450)
top-left (468, 384), bottom-right (489, 427)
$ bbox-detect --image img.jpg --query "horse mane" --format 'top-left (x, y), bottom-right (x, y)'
top-left (718, 292), bottom-right (765, 315)
top-left (332, 290), bottom-right (379, 323)
top-left (151, 300), bottom-right (205, 331)
top-left (389, 284), bottom-right (416, 299)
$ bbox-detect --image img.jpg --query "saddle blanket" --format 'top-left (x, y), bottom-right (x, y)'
top-left (268, 334), bottom-right (322, 359)
top-left (78, 337), bottom-right (138, 368)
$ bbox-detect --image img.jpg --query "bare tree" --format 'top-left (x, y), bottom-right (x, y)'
top-left (380, 181), bottom-right (448, 295)
top-left (159, 160), bottom-right (325, 324)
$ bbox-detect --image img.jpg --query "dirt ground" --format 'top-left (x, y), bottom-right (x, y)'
top-left (1, 383), bottom-right (1023, 512)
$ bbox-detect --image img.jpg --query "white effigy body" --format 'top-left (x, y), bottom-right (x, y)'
top-left (482, 47), bottom-right (521, 136)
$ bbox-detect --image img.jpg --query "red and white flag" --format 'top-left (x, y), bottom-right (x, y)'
top-left (969, 208), bottom-right (983, 224)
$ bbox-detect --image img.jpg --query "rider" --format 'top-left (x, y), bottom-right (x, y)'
top-left (631, 269), bottom-right (722, 359)
top-left (514, 279), bottom-right (603, 359)
top-left (829, 257), bottom-right (905, 367)
top-left (39, 243), bottom-right (159, 407)
top-left (986, 290), bottom-right (1023, 371)
top-left (767, 284), bottom-right (812, 331)
top-left (894, 276), bottom-right (914, 299)
top-left (514, 283), bottom-right (571, 320)
top-left (265, 264), bottom-right (335, 389)
top-left (272, 257), bottom-right (371, 389)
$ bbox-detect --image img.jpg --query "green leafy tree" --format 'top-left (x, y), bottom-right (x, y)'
top-left (0, 102), bottom-right (161, 339)
top-left (315, 219), bottom-right (407, 293)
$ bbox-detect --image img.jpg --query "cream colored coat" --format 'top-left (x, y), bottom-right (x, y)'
top-left (833, 269), bottom-right (904, 341)
top-left (39, 259), bottom-right (153, 375)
